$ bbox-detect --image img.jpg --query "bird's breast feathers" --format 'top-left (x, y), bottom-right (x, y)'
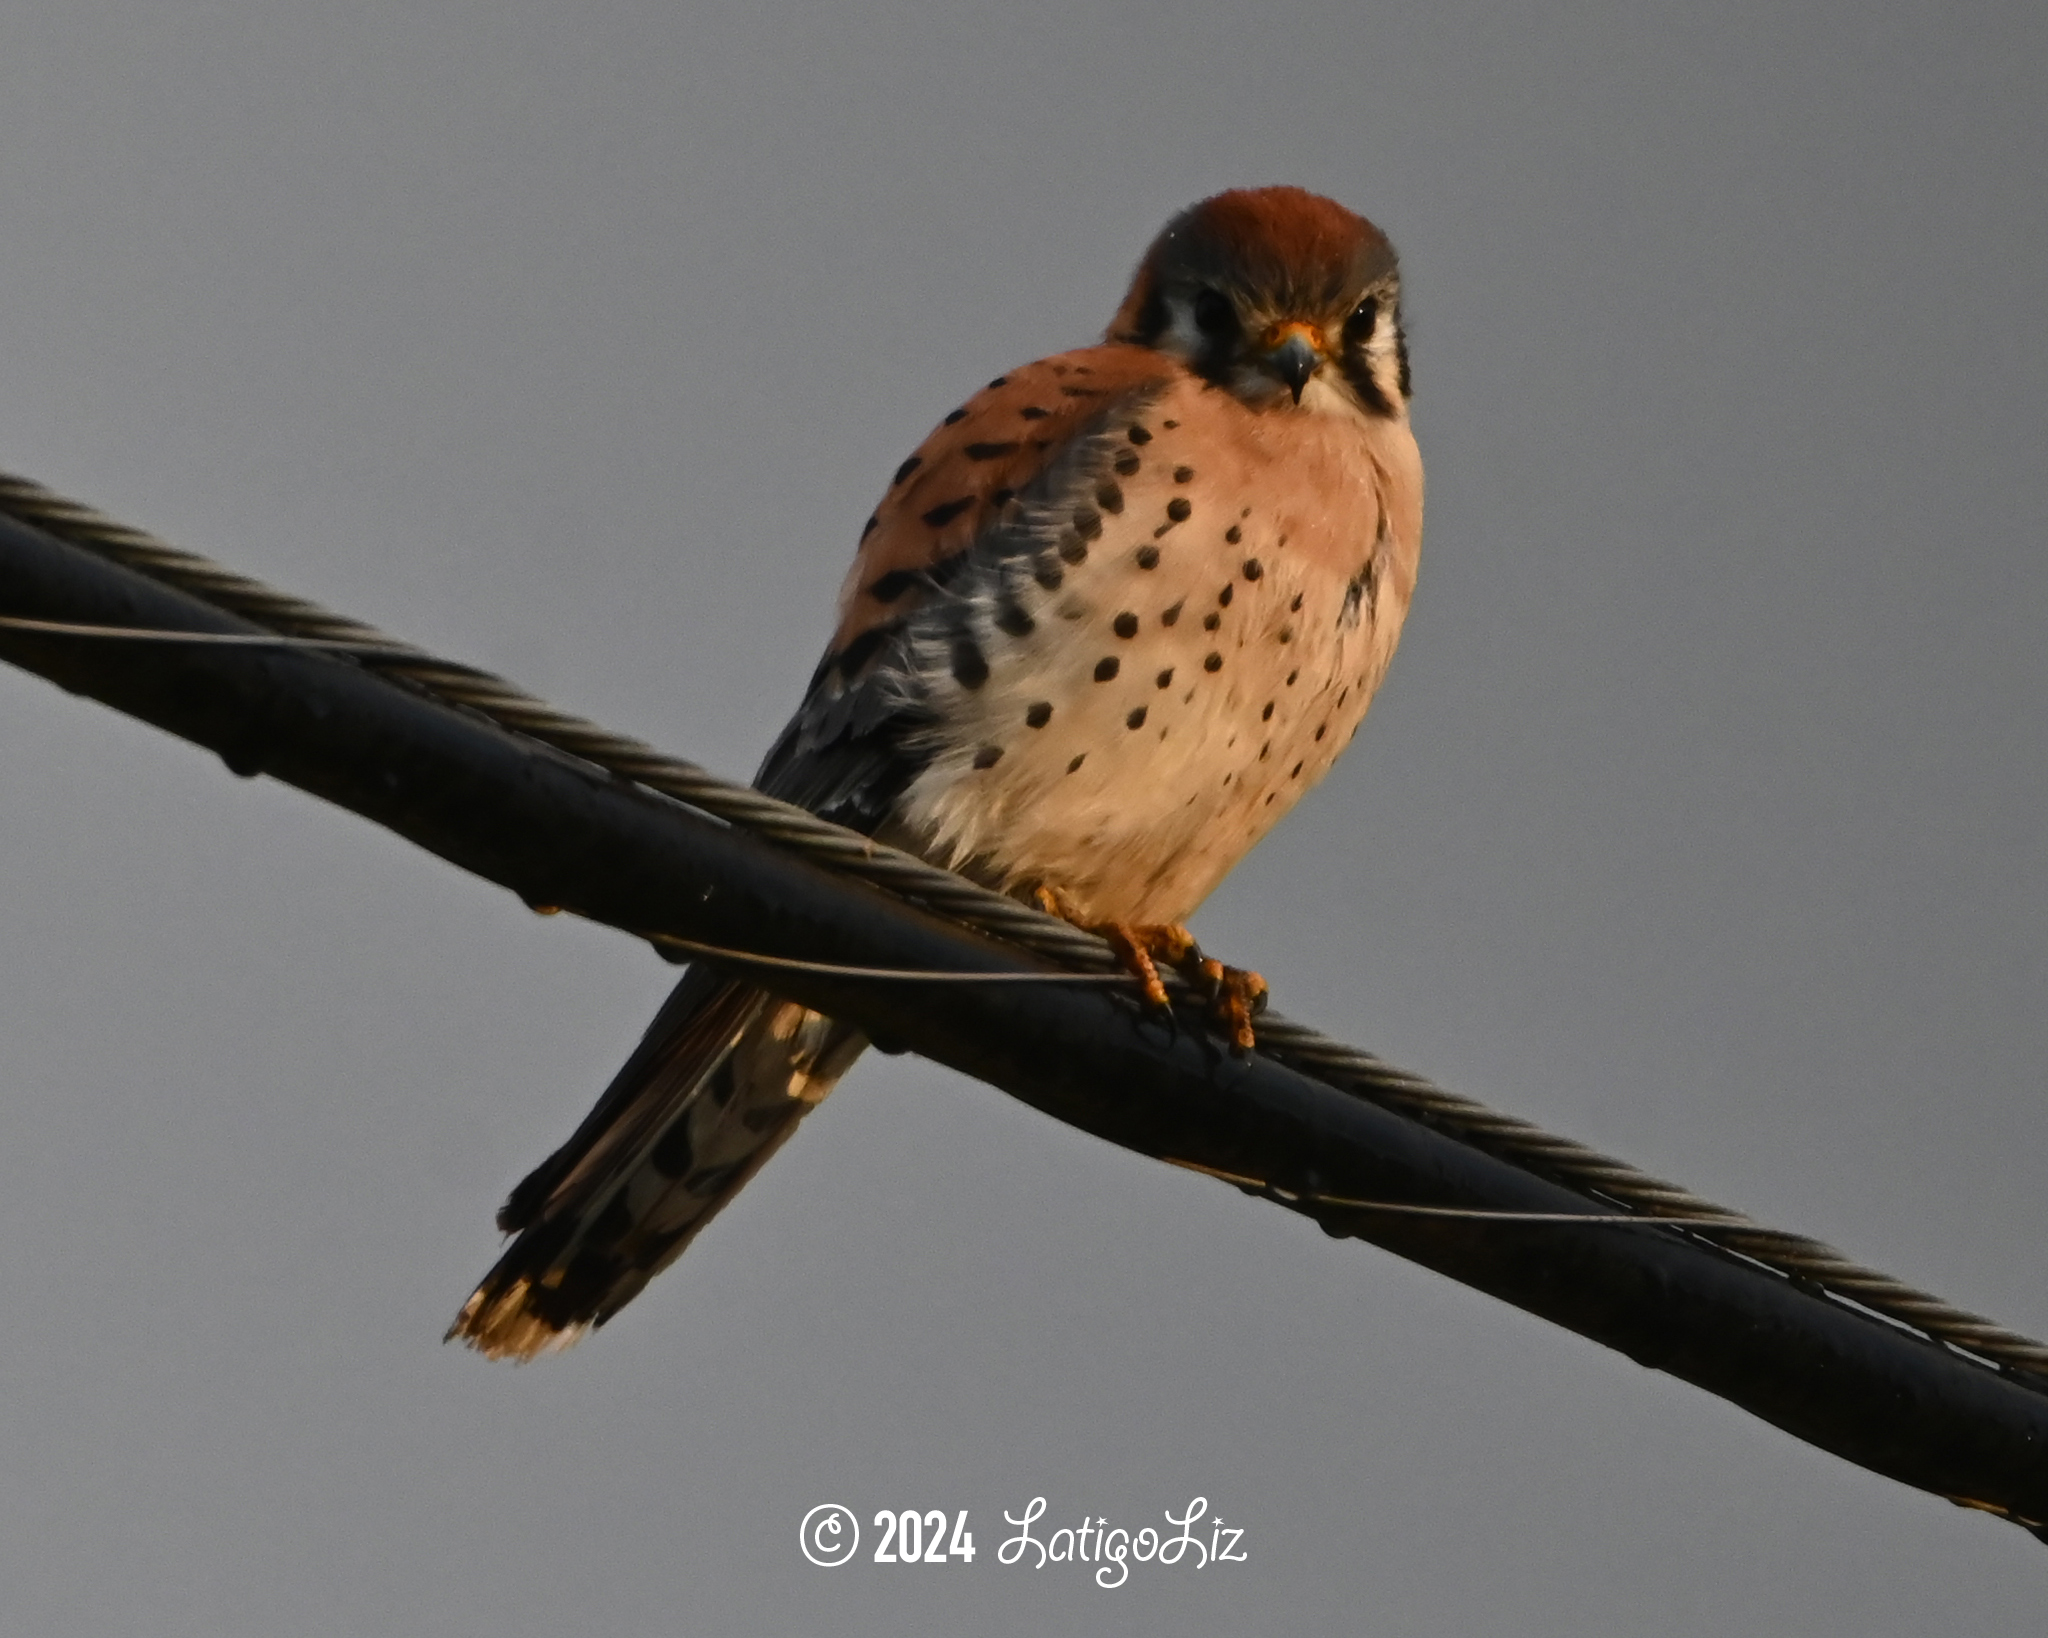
top-left (825, 349), bottom-right (1420, 924)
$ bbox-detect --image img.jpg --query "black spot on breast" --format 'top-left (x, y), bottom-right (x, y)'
top-left (1095, 480), bottom-right (1125, 514)
top-left (1026, 702), bottom-right (1053, 728)
top-left (944, 407), bottom-right (969, 425)
top-left (965, 441), bottom-right (1020, 461)
top-left (1135, 545), bottom-right (1160, 569)
top-left (1218, 584), bottom-right (1233, 607)
top-left (973, 745), bottom-right (1004, 769)
top-left (994, 601), bottom-right (1035, 637)
top-left (1113, 612), bottom-right (1139, 639)
top-left (1113, 448), bottom-right (1141, 476)
top-left (1286, 669), bottom-right (1299, 686)
top-left (1243, 559), bottom-right (1263, 580)
top-left (1173, 466), bottom-right (1194, 484)
top-left (1163, 419), bottom-right (1180, 429)
top-left (1035, 560), bottom-right (1066, 589)
top-left (1291, 761), bottom-right (1304, 778)
top-left (1161, 599), bottom-right (1184, 626)
top-left (1203, 611), bottom-right (1221, 631)
top-left (1314, 722), bottom-right (1327, 740)
top-left (1072, 504), bottom-right (1104, 540)
top-left (952, 638), bottom-right (990, 689)
top-left (1204, 652), bottom-right (1223, 672)
top-left (1259, 742), bottom-right (1271, 761)
top-left (1278, 624), bottom-right (1294, 643)
top-left (1021, 405), bottom-right (1051, 420)
top-left (867, 568), bottom-right (919, 603)
top-left (1058, 531), bottom-right (1089, 565)
top-left (1155, 667), bottom-right (1174, 688)
top-left (988, 375), bottom-right (1009, 388)
top-left (1290, 593), bottom-right (1303, 612)
top-left (1126, 706), bottom-right (1148, 730)
top-left (1166, 497), bottom-right (1192, 523)
top-left (1094, 656), bottom-right (1121, 682)
top-left (893, 455), bottom-right (923, 486)
top-left (923, 496), bottom-right (974, 529)
top-left (1261, 701), bottom-right (1275, 721)
top-left (1128, 424), bottom-right (1152, 444)
top-left (1067, 753), bottom-right (1087, 773)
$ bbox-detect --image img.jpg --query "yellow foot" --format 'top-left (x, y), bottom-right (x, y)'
top-left (1195, 956), bottom-right (1269, 1053)
top-left (1034, 886), bottom-right (1269, 1050)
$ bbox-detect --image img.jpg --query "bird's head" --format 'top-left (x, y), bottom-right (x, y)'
top-left (1109, 186), bottom-right (1410, 419)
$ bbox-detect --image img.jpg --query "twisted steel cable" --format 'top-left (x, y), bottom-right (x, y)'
top-left (4, 466), bottom-right (2044, 1380)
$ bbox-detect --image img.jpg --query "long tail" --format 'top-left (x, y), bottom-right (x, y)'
top-left (448, 966), bottom-right (866, 1360)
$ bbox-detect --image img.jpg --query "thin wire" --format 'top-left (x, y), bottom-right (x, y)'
top-left (7, 466), bottom-right (2047, 1381)
top-left (1167, 1158), bottom-right (1753, 1228)
top-left (0, 613), bottom-right (468, 661)
top-left (645, 932), bottom-right (1140, 985)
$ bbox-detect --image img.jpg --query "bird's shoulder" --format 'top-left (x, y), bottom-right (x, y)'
top-left (750, 343), bottom-right (1178, 826)
top-left (828, 342), bottom-right (1179, 655)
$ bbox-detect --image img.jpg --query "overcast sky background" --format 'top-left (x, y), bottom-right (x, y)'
top-left (1, 2), bottom-right (2044, 1632)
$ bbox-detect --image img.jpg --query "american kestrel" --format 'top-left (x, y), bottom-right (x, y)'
top-left (452, 186), bottom-right (1423, 1359)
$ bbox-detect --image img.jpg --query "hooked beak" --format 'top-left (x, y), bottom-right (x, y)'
top-left (1261, 322), bottom-right (1324, 403)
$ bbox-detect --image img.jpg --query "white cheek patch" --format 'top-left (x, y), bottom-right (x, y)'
top-left (1160, 296), bottom-right (1205, 359)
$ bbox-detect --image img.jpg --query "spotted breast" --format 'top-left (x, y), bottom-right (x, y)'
top-left (835, 347), bottom-right (1419, 924)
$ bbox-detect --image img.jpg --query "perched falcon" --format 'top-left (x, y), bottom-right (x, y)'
top-left (451, 186), bottom-right (1423, 1359)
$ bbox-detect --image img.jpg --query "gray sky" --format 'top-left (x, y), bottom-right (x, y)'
top-left (2, 2), bottom-right (2044, 1631)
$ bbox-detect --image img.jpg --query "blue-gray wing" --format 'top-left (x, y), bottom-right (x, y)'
top-left (753, 380), bottom-right (1160, 832)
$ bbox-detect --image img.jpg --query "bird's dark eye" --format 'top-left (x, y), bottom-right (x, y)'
top-left (1345, 296), bottom-right (1379, 345)
top-left (1193, 288), bottom-right (1237, 338)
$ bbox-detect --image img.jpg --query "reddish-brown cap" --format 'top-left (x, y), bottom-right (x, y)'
top-left (1110, 187), bottom-right (1397, 337)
